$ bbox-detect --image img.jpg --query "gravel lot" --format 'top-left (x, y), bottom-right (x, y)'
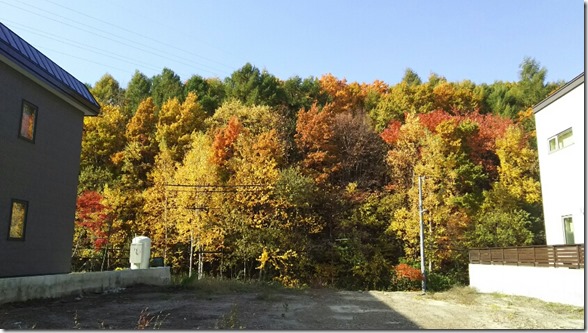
top-left (0, 283), bottom-right (584, 329)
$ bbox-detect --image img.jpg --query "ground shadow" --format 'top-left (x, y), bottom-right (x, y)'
top-left (0, 284), bottom-right (421, 329)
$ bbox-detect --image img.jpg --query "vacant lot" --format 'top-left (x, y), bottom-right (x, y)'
top-left (0, 281), bottom-right (583, 329)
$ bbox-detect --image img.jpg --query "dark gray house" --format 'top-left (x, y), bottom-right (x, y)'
top-left (0, 22), bottom-right (100, 277)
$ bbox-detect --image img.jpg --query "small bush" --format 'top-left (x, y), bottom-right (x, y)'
top-left (426, 272), bottom-right (457, 292)
top-left (391, 263), bottom-right (423, 291)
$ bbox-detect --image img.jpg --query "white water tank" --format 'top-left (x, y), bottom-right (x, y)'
top-left (130, 236), bottom-right (151, 269)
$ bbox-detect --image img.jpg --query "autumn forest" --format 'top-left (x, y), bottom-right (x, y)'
top-left (74, 58), bottom-right (561, 290)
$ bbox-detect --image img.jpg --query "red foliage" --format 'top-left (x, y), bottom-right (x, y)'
top-left (75, 191), bottom-right (109, 250)
top-left (417, 109), bottom-right (454, 133)
top-left (464, 112), bottom-right (513, 178)
top-left (415, 109), bottom-right (513, 179)
top-left (380, 120), bottom-right (402, 145)
top-left (394, 263), bottom-right (423, 282)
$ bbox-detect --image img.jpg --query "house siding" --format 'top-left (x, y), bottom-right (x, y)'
top-left (534, 78), bottom-right (584, 245)
top-left (0, 59), bottom-right (84, 277)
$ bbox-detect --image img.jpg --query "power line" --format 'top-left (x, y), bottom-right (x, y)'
top-left (0, 0), bottom-right (232, 78)
top-left (164, 184), bottom-right (268, 188)
top-left (164, 183), bottom-right (270, 194)
top-left (44, 0), bottom-right (236, 72)
top-left (0, 19), bottom-right (162, 72)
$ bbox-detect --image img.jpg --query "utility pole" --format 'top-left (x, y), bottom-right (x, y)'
top-left (189, 217), bottom-right (194, 278)
top-left (418, 176), bottom-right (427, 294)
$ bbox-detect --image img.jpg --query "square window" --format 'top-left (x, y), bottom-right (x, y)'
top-left (9, 200), bottom-right (28, 240)
top-left (19, 100), bottom-right (38, 142)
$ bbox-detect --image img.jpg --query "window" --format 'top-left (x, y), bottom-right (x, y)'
top-left (563, 216), bottom-right (574, 245)
top-left (548, 128), bottom-right (573, 153)
top-left (8, 200), bottom-right (28, 240)
top-left (19, 100), bottom-right (38, 142)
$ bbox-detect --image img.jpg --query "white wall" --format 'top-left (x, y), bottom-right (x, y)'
top-left (534, 81), bottom-right (585, 245)
top-left (469, 264), bottom-right (584, 306)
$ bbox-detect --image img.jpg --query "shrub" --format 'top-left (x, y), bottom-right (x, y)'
top-left (391, 263), bottom-right (423, 291)
top-left (426, 272), bottom-right (455, 292)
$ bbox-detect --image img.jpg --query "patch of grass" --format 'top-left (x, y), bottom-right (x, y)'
top-left (178, 276), bottom-right (302, 297)
top-left (487, 293), bottom-right (584, 318)
top-left (427, 285), bottom-right (480, 305)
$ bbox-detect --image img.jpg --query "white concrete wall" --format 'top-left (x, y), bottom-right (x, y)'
top-left (469, 264), bottom-right (584, 306)
top-left (0, 267), bottom-right (171, 305)
top-left (534, 81), bottom-right (584, 245)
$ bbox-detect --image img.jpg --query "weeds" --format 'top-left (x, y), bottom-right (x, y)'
top-left (136, 307), bottom-right (169, 329)
top-left (73, 311), bottom-right (81, 329)
top-left (215, 304), bottom-right (245, 329)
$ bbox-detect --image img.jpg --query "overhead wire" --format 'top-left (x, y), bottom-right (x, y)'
top-left (0, 0), bottom-right (234, 78)
top-left (0, 19), bottom-right (162, 73)
top-left (44, 0), bottom-right (237, 72)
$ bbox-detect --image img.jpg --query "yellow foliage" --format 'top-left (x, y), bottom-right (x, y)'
top-left (495, 126), bottom-right (541, 204)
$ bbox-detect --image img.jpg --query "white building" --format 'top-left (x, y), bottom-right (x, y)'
top-left (533, 73), bottom-right (584, 245)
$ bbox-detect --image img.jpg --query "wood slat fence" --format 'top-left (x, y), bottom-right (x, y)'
top-left (469, 244), bottom-right (584, 269)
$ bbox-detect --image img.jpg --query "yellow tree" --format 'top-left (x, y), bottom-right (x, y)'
top-left (172, 132), bottom-right (222, 276)
top-left (140, 143), bottom-right (179, 268)
top-left (387, 117), bottom-right (486, 271)
top-left (79, 104), bottom-right (127, 191)
top-left (465, 124), bottom-right (543, 248)
top-left (206, 99), bottom-right (281, 136)
top-left (155, 92), bottom-right (207, 162)
top-left (495, 125), bottom-right (541, 205)
top-left (111, 97), bottom-right (159, 189)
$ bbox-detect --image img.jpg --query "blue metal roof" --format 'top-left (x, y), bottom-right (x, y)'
top-left (0, 22), bottom-right (100, 115)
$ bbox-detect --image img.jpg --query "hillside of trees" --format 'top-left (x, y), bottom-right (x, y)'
top-left (73, 57), bottom-right (562, 290)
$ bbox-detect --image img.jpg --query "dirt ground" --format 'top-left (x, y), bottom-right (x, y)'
top-left (0, 283), bottom-right (584, 330)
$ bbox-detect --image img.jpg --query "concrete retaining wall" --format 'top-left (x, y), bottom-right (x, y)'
top-left (469, 264), bottom-right (584, 307)
top-left (0, 267), bottom-right (171, 305)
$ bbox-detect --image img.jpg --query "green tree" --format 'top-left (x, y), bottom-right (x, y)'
top-left (151, 68), bottom-right (184, 107)
top-left (124, 70), bottom-right (152, 115)
top-left (224, 63), bottom-right (286, 107)
top-left (401, 68), bottom-right (422, 86)
top-left (184, 75), bottom-right (225, 116)
top-left (91, 73), bottom-right (124, 107)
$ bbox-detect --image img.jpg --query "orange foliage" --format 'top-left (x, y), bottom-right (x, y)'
top-left (319, 74), bottom-right (366, 113)
top-left (211, 116), bottom-right (244, 167)
top-left (295, 103), bottom-right (340, 183)
top-left (394, 263), bottom-right (423, 281)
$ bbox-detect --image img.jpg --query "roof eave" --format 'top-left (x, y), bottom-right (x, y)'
top-left (0, 48), bottom-right (100, 116)
top-left (533, 72), bottom-right (584, 114)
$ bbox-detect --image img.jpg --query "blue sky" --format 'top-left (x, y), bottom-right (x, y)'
top-left (0, 0), bottom-right (584, 87)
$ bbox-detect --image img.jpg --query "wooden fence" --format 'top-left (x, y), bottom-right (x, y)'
top-left (469, 244), bottom-right (584, 269)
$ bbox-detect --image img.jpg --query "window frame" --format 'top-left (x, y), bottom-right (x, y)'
top-left (8, 199), bottom-right (28, 241)
top-left (18, 100), bottom-right (38, 143)
top-left (548, 128), bottom-right (573, 153)
top-left (562, 215), bottom-right (574, 245)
